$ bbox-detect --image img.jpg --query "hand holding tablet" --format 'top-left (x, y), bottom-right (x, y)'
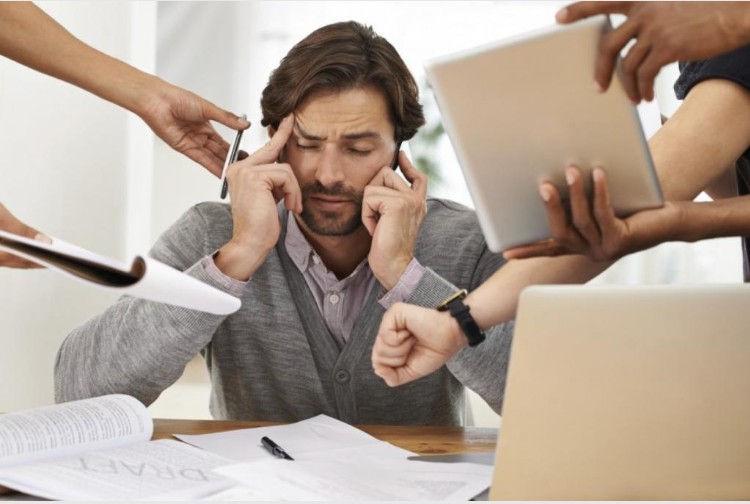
top-left (424, 15), bottom-right (663, 252)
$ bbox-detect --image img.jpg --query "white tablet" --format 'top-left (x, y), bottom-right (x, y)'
top-left (424, 15), bottom-right (663, 252)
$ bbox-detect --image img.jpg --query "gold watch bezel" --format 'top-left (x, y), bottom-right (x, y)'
top-left (437, 289), bottom-right (468, 311)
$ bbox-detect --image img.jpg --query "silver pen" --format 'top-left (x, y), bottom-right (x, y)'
top-left (219, 114), bottom-right (246, 199)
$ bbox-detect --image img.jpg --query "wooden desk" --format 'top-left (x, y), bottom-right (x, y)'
top-left (154, 419), bottom-right (498, 455)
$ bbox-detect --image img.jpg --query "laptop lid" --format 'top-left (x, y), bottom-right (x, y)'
top-left (424, 16), bottom-right (663, 252)
top-left (490, 284), bottom-right (750, 500)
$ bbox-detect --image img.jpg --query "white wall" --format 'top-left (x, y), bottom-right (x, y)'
top-left (0, 2), bottom-right (142, 410)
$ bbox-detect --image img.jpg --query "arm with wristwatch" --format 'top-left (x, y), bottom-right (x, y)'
top-left (437, 289), bottom-right (485, 347)
top-left (372, 255), bottom-right (607, 387)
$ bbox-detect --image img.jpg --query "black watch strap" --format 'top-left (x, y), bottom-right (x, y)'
top-left (437, 290), bottom-right (486, 347)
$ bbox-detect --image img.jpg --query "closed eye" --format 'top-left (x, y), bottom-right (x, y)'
top-left (296, 142), bottom-right (320, 151)
top-left (346, 148), bottom-right (372, 156)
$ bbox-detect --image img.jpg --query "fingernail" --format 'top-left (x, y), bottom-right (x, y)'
top-left (565, 168), bottom-right (576, 186)
top-left (34, 233), bottom-right (52, 244)
top-left (239, 117), bottom-right (251, 127)
top-left (593, 167), bottom-right (604, 182)
top-left (593, 81), bottom-right (604, 93)
top-left (539, 185), bottom-right (552, 202)
top-left (555, 7), bottom-right (568, 21)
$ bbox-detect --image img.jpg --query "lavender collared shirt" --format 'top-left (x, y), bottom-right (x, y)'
top-left (203, 213), bottom-right (426, 347)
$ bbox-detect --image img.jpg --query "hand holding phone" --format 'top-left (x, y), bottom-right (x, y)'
top-left (390, 140), bottom-right (402, 170)
top-left (219, 114), bottom-right (246, 199)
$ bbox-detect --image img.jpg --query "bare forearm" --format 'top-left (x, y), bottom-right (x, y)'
top-left (677, 197), bottom-right (750, 242)
top-left (651, 79), bottom-right (750, 201)
top-left (465, 256), bottom-right (610, 329)
top-left (0, 2), bottom-right (158, 115)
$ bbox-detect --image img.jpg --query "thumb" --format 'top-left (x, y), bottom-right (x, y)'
top-left (204, 102), bottom-right (251, 131)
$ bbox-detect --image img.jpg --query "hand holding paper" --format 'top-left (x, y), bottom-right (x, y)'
top-left (0, 230), bottom-right (240, 315)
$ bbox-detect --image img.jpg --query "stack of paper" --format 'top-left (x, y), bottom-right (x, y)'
top-left (177, 414), bottom-right (492, 501)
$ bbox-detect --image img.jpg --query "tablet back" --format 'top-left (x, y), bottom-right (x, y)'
top-left (425, 16), bottom-right (663, 252)
top-left (490, 284), bottom-right (750, 500)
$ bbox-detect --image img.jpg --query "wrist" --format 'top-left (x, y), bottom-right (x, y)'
top-left (119, 72), bottom-right (170, 118)
top-left (214, 240), bottom-right (269, 281)
top-left (376, 256), bottom-right (412, 291)
top-left (442, 310), bottom-right (470, 352)
top-left (437, 289), bottom-right (486, 347)
top-left (668, 201), bottom-right (697, 243)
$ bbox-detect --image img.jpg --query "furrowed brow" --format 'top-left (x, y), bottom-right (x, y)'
top-left (294, 124), bottom-right (325, 141)
top-left (342, 131), bottom-right (382, 141)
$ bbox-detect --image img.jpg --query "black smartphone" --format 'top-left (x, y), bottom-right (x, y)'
top-left (390, 140), bottom-right (402, 170)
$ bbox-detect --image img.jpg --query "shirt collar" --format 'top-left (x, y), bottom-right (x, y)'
top-left (285, 213), bottom-right (313, 272)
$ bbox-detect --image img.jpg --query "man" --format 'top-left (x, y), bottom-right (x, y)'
top-left (372, 1), bottom-right (750, 388)
top-left (54, 21), bottom-right (515, 426)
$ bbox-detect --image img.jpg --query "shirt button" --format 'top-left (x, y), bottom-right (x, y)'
top-left (334, 370), bottom-right (350, 383)
top-left (329, 293), bottom-right (340, 304)
top-left (312, 255), bottom-right (321, 265)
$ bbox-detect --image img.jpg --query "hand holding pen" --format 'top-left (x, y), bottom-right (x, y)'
top-left (212, 115), bottom-right (302, 282)
top-left (220, 113), bottom-right (248, 199)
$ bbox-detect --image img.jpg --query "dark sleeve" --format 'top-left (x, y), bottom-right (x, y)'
top-left (675, 44), bottom-right (750, 99)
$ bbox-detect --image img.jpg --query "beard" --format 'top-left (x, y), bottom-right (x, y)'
top-left (299, 181), bottom-right (364, 236)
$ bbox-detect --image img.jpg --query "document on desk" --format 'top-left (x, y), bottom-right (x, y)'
top-left (0, 439), bottom-right (238, 501)
top-left (176, 414), bottom-right (492, 501)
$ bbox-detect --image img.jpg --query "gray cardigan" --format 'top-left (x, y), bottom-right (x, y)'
top-left (55, 199), bottom-right (514, 425)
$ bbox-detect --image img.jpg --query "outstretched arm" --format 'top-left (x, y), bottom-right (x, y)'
top-left (0, 2), bottom-right (250, 175)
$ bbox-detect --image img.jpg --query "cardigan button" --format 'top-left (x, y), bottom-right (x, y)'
top-left (334, 369), bottom-right (350, 383)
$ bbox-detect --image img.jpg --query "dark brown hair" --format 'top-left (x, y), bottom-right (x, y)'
top-left (260, 21), bottom-right (425, 141)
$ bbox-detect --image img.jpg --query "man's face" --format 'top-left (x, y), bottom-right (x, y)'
top-left (282, 87), bottom-right (397, 237)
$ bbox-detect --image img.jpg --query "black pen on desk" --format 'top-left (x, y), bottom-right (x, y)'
top-left (219, 114), bottom-right (246, 199)
top-left (261, 436), bottom-right (294, 460)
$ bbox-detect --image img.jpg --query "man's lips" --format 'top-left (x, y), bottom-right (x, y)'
top-left (310, 195), bottom-right (352, 205)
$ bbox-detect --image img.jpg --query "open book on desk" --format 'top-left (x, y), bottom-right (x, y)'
top-left (0, 395), bottom-right (237, 500)
top-left (0, 230), bottom-right (240, 315)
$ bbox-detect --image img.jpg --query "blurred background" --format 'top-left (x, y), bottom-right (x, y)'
top-left (0, 1), bottom-right (741, 426)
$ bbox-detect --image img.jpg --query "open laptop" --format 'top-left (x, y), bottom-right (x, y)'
top-left (424, 16), bottom-right (663, 252)
top-left (489, 284), bottom-right (750, 500)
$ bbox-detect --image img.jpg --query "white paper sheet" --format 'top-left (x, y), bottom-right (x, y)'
top-left (0, 439), bottom-right (238, 501)
top-left (175, 414), bottom-right (381, 462)
top-left (177, 414), bottom-right (491, 501)
top-left (0, 230), bottom-right (240, 315)
top-left (212, 444), bottom-right (491, 501)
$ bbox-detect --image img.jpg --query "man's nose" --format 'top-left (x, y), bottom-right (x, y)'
top-left (314, 146), bottom-right (347, 186)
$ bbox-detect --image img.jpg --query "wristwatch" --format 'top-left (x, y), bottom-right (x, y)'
top-left (436, 289), bottom-right (486, 347)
